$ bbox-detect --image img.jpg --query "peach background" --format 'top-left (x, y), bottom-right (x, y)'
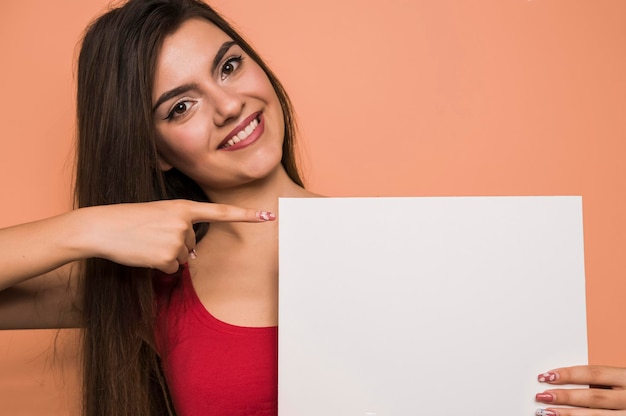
top-left (1, 0), bottom-right (625, 414)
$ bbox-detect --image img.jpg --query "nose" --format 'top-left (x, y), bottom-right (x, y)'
top-left (211, 85), bottom-right (243, 126)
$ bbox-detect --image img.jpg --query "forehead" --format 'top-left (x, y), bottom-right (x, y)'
top-left (153, 18), bottom-right (232, 97)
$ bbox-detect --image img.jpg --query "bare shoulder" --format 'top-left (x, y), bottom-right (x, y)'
top-left (0, 262), bottom-right (83, 329)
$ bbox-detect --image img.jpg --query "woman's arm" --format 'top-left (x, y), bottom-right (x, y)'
top-left (0, 200), bottom-right (273, 329)
top-left (0, 210), bottom-right (90, 329)
top-left (0, 262), bottom-right (82, 329)
top-left (0, 210), bottom-right (94, 292)
top-left (536, 365), bottom-right (626, 415)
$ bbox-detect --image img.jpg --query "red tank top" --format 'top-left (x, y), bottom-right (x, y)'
top-left (154, 266), bottom-right (278, 416)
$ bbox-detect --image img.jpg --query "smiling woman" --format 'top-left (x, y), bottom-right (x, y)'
top-left (2, 0), bottom-right (626, 415)
top-left (151, 19), bottom-right (287, 192)
top-left (0, 0), bottom-right (314, 415)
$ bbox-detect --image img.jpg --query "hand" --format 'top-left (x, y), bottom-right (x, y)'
top-left (535, 365), bottom-right (626, 415)
top-left (77, 199), bottom-right (274, 274)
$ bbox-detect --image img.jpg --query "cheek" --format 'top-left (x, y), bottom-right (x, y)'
top-left (156, 122), bottom-right (208, 165)
top-left (244, 66), bottom-right (282, 106)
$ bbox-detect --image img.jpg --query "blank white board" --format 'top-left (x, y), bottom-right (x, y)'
top-left (278, 196), bottom-right (587, 415)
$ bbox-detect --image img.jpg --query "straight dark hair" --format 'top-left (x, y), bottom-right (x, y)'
top-left (75, 0), bottom-right (303, 414)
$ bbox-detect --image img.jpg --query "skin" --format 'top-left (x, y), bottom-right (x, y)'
top-left (153, 19), bottom-right (286, 194)
top-left (0, 18), bottom-right (315, 330)
top-left (151, 18), bottom-right (315, 326)
top-left (0, 201), bottom-right (272, 328)
top-left (0, 16), bottom-right (623, 412)
top-left (536, 365), bottom-right (626, 415)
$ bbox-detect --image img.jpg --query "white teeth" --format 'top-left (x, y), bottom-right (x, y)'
top-left (222, 116), bottom-right (260, 148)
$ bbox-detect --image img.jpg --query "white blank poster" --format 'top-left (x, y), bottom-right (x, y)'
top-left (278, 196), bottom-right (587, 415)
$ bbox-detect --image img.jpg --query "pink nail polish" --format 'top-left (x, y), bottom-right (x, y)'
top-left (257, 211), bottom-right (275, 221)
top-left (535, 409), bottom-right (557, 416)
top-left (535, 393), bottom-right (554, 403)
top-left (189, 249), bottom-right (198, 260)
top-left (538, 372), bottom-right (558, 383)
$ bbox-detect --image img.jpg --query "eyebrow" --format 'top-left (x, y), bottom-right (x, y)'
top-left (152, 41), bottom-right (237, 113)
top-left (152, 83), bottom-right (200, 113)
top-left (211, 41), bottom-right (237, 74)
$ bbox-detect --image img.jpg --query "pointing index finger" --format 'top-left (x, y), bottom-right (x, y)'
top-left (185, 201), bottom-right (276, 224)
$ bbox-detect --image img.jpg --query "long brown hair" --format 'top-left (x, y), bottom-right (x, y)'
top-left (75, 1), bottom-right (302, 414)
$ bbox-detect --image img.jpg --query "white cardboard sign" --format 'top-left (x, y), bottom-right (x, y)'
top-left (278, 196), bottom-right (587, 415)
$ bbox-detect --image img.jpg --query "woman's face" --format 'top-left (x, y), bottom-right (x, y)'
top-left (152, 18), bottom-right (285, 193)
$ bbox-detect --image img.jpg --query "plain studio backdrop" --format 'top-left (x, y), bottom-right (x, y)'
top-left (1, 1), bottom-right (625, 414)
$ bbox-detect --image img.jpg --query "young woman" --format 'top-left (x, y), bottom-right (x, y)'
top-left (0, 0), bottom-right (624, 415)
top-left (2, 0), bottom-right (313, 414)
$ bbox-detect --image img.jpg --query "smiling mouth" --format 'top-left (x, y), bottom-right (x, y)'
top-left (219, 113), bottom-right (262, 150)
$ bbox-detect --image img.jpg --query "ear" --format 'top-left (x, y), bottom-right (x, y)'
top-left (157, 155), bottom-right (174, 171)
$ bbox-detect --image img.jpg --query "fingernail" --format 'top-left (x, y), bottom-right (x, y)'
top-left (189, 249), bottom-right (198, 260)
top-left (538, 372), bottom-right (559, 383)
top-left (535, 409), bottom-right (557, 416)
top-left (257, 211), bottom-right (276, 221)
top-left (535, 393), bottom-right (555, 403)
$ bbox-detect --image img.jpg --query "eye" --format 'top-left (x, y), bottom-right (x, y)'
top-left (220, 55), bottom-right (243, 80)
top-left (165, 100), bottom-right (194, 121)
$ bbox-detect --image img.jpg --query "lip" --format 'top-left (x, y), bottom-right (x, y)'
top-left (218, 111), bottom-right (264, 151)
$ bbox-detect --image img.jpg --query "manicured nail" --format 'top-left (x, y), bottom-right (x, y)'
top-left (538, 372), bottom-right (559, 383)
top-left (535, 409), bottom-right (557, 416)
top-left (535, 393), bottom-right (555, 403)
top-left (257, 211), bottom-right (276, 221)
top-left (189, 249), bottom-right (198, 260)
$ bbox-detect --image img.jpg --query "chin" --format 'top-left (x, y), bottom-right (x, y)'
top-left (245, 146), bottom-right (283, 175)
top-left (243, 164), bottom-right (282, 183)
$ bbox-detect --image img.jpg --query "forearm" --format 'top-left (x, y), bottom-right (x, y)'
top-left (0, 263), bottom-right (82, 329)
top-left (0, 209), bottom-right (93, 291)
top-left (0, 199), bottom-right (273, 290)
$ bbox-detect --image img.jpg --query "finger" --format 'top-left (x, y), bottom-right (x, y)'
top-left (159, 259), bottom-right (181, 275)
top-left (536, 407), bottom-right (626, 416)
top-left (184, 201), bottom-right (276, 224)
top-left (184, 228), bottom-right (197, 257)
top-left (539, 366), bottom-right (626, 388)
top-left (176, 244), bottom-right (189, 266)
top-left (537, 387), bottom-right (626, 410)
